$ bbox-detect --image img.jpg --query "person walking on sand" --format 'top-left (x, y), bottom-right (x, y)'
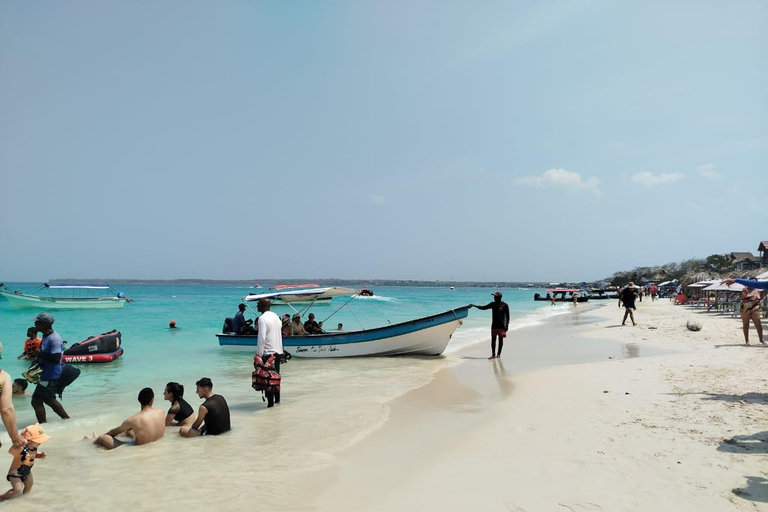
top-left (179, 378), bottom-right (231, 437)
top-left (93, 387), bottom-right (165, 449)
top-left (257, 298), bottom-right (283, 407)
top-left (619, 283), bottom-right (638, 326)
top-left (723, 279), bottom-right (765, 345)
top-left (1, 424), bottom-right (50, 501)
top-left (470, 292), bottom-right (510, 360)
top-left (30, 313), bottom-right (69, 423)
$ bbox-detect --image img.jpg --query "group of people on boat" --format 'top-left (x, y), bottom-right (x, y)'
top-left (226, 304), bottom-right (342, 337)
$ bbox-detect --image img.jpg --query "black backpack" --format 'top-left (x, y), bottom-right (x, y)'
top-left (55, 364), bottom-right (81, 399)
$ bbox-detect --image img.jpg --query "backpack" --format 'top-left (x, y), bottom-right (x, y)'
top-left (251, 354), bottom-right (281, 401)
top-left (223, 317), bottom-right (234, 335)
top-left (55, 364), bottom-right (81, 399)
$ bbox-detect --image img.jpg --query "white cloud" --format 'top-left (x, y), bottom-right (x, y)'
top-left (630, 171), bottom-right (684, 187)
top-left (370, 194), bottom-right (386, 205)
top-left (697, 164), bottom-right (720, 179)
top-left (516, 168), bottom-right (601, 195)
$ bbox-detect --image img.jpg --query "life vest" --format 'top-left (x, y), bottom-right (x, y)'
top-left (251, 354), bottom-right (281, 400)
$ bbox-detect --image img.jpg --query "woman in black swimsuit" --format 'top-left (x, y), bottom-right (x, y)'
top-left (163, 382), bottom-right (195, 427)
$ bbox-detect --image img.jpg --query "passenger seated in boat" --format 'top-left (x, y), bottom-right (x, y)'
top-left (281, 314), bottom-right (292, 337)
top-left (291, 314), bottom-right (307, 335)
top-left (233, 304), bottom-right (257, 335)
top-left (304, 313), bottom-right (324, 334)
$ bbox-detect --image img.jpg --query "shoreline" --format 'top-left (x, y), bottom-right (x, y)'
top-left (311, 299), bottom-right (768, 511)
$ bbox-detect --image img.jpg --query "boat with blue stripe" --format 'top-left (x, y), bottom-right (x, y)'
top-left (217, 301), bottom-right (470, 357)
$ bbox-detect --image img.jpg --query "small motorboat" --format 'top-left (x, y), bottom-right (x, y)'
top-left (359, 288), bottom-right (374, 297)
top-left (62, 329), bottom-right (124, 363)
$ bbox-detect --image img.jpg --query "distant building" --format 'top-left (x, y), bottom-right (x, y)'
top-left (759, 241), bottom-right (768, 267)
top-left (729, 252), bottom-right (761, 271)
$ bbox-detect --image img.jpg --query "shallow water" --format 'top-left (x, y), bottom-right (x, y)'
top-left (0, 284), bottom-right (598, 510)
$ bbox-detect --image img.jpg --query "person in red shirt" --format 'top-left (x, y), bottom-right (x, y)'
top-left (17, 328), bottom-right (40, 360)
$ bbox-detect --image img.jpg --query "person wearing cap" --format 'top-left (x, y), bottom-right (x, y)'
top-left (30, 313), bottom-right (70, 423)
top-left (470, 292), bottom-right (510, 360)
top-left (619, 283), bottom-right (639, 326)
top-left (304, 313), bottom-right (324, 334)
top-left (1, 424), bottom-right (50, 500)
top-left (291, 314), bottom-right (307, 336)
top-left (168, 320), bottom-right (177, 329)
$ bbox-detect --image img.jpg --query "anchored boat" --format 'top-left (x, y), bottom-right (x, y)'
top-left (0, 283), bottom-right (132, 310)
top-left (218, 287), bottom-right (469, 357)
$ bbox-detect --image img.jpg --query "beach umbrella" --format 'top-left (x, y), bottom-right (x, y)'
top-left (755, 270), bottom-right (768, 280)
top-left (702, 282), bottom-right (744, 292)
top-left (687, 280), bottom-right (719, 288)
top-left (680, 271), bottom-right (721, 286)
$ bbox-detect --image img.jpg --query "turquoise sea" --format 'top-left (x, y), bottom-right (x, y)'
top-left (0, 283), bottom-right (577, 511)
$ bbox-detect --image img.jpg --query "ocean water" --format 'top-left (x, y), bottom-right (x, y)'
top-left (0, 284), bottom-right (573, 511)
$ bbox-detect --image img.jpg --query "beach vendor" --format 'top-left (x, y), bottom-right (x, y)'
top-left (179, 378), bottom-right (231, 437)
top-left (257, 298), bottom-right (284, 407)
top-left (17, 328), bottom-right (40, 360)
top-left (93, 388), bottom-right (165, 449)
top-left (619, 283), bottom-right (638, 327)
top-left (723, 279), bottom-right (765, 345)
top-left (0, 424), bottom-right (50, 501)
top-left (470, 292), bottom-right (510, 360)
top-left (30, 313), bottom-right (69, 424)
top-left (0, 370), bottom-right (24, 448)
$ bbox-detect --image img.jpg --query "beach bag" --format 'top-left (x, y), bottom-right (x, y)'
top-left (55, 364), bottom-right (81, 399)
top-left (23, 361), bottom-right (42, 384)
top-left (252, 354), bottom-right (281, 401)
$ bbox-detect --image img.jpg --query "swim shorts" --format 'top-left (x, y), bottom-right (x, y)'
top-left (491, 328), bottom-right (507, 338)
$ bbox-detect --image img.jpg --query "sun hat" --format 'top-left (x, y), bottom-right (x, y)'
top-left (292, 313), bottom-right (301, 319)
top-left (492, 292), bottom-right (503, 297)
top-left (627, 282), bottom-right (636, 288)
top-left (21, 424), bottom-right (51, 444)
top-left (34, 312), bottom-right (55, 325)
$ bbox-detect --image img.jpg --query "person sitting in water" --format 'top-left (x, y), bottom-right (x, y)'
top-left (163, 382), bottom-right (195, 427)
top-left (18, 328), bottom-right (41, 361)
top-left (92, 387), bottom-right (166, 449)
top-left (291, 314), bottom-right (307, 335)
top-left (304, 313), bottom-right (324, 334)
top-left (168, 320), bottom-right (177, 329)
top-left (233, 304), bottom-right (256, 335)
top-left (11, 380), bottom-right (29, 397)
top-left (179, 378), bottom-right (230, 437)
top-left (281, 314), bottom-right (292, 337)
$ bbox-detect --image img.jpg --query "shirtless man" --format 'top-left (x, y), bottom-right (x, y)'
top-left (93, 388), bottom-right (165, 449)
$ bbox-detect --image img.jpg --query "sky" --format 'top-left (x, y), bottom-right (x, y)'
top-left (1, 1), bottom-right (766, 283)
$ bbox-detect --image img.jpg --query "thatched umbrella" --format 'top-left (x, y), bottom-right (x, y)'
top-left (723, 267), bottom-right (768, 279)
top-left (649, 269), bottom-right (669, 282)
top-left (680, 271), bottom-right (721, 287)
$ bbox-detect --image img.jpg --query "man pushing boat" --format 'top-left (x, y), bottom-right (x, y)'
top-left (470, 292), bottom-right (510, 360)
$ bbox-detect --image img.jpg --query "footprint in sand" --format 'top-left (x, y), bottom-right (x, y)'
top-left (558, 503), bottom-right (603, 512)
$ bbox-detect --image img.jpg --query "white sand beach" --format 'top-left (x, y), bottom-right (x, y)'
top-left (313, 299), bottom-right (768, 511)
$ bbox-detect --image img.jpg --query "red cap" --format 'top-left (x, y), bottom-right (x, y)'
top-left (169, 320), bottom-right (176, 326)
top-left (492, 292), bottom-right (502, 297)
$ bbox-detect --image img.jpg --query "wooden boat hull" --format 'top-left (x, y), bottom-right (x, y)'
top-left (216, 306), bottom-right (469, 357)
top-left (0, 290), bottom-right (127, 310)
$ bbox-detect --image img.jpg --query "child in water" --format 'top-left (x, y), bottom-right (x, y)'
top-left (0, 424), bottom-right (50, 500)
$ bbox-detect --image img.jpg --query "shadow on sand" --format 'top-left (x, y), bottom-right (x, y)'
top-left (719, 430), bottom-right (768, 455)
top-left (733, 476), bottom-right (768, 503)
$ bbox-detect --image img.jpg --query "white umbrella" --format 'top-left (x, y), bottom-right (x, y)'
top-left (703, 282), bottom-right (745, 292)
top-left (687, 280), bottom-right (719, 288)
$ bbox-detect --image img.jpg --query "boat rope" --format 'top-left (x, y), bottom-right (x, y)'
top-left (320, 293), bottom-right (364, 329)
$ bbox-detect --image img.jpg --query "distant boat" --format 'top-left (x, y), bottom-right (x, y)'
top-left (0, 283), bottom-right (132, 310)
top-left (450, 286), bottom-right (455, 290)
top-left (250, 284), bottom-right (262, 289)
top-left (246, 286), bottom-right (357, 306)
top-left (534, 289), bottom-right (589, 303)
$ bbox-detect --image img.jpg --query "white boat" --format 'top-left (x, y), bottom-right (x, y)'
top-left (0, 283), bottom-right (131, 310)
top-left (244, 286), bottom-right (359, 306)
top-left (218, 287), bottom-right (469, 357)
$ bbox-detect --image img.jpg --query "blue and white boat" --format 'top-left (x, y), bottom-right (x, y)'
top-left (217, 288), bottom-right (469, 357)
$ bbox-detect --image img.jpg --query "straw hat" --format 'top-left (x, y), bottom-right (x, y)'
top-left (627, 282), bottom-right (636, 289)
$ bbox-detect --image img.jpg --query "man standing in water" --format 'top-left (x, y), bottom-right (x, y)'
top-left (470, 292), bottom-right (510, 360)
top-left (30, 313), bottom-right (69, 423)
top-left (257, 298), bottom-right (283, 407)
